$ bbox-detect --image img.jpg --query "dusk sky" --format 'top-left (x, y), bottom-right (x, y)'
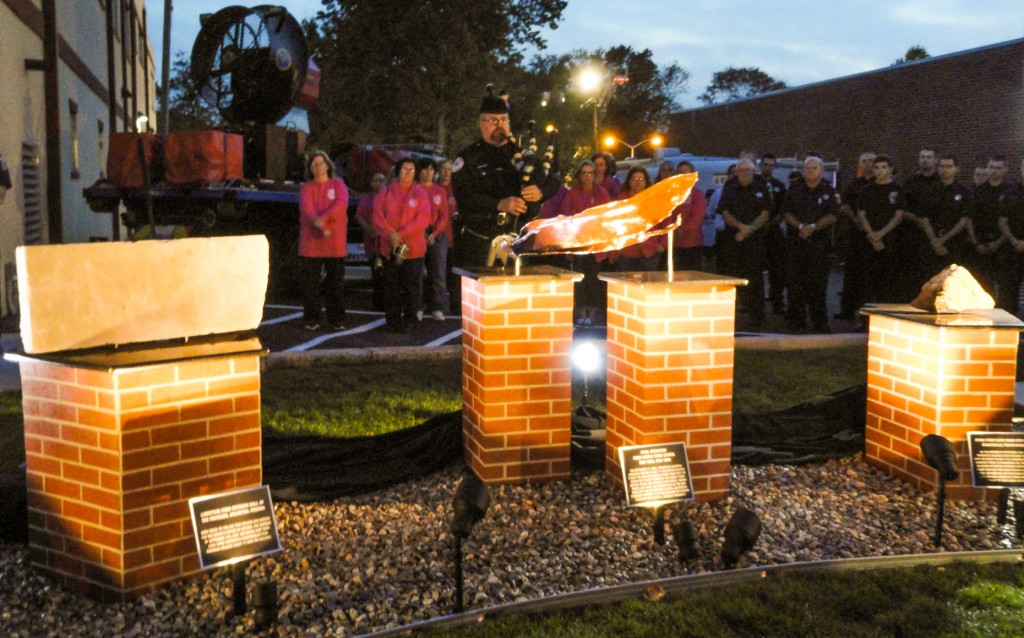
top-left (148, 0), bottom-right (1024, 109)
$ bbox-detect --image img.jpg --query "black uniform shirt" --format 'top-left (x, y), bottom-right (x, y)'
top-left (858, 181), bottom-right (907, 231)
top-left (999, 183), bottom-right (1024, 238)
top-left (782, 178), bottom-right (841, 228)
top-left (973, 181), bottom-right (1011, 243)
top-left (842, 176), bottom-right (872, 215)
top-left (764, 176), bottom-right (786, 217)
top-left (932, 182), bottom-right (973, 236)
top-left (451, 138), bottom-right (558, 237)
top-left (903, 172), bottom-right (942, 220)
top-left (0, 153), bottom-right (11, 189)
top-left (717, 179), bottom-right (771, 226)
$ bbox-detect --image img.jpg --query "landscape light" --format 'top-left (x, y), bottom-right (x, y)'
top-left (675, 520), bottom-right (700, 561)
top-left (252, 580), bottom-right (278, 631)
top-left (919, 434), bottom-right (958, 546)
top-left (451, 474), bottom-right (490, 613)
top-left (572, 341), bottom-right (601, 407)
top-left (721, 507), bottom-right (761, 566)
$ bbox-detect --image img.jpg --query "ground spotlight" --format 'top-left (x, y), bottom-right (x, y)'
top-left (920, 434), bottom-right (958, 546)
top-left (572, 341), bottom-right (601, 407)
top-left (721, 507), bottom-right (761, 567)
top-left (252, 580), bottom-right (277, 631)
top-left (451, 474), bottom-right (490, 613)
top-left (571, 340), bottom-right (605, 468)
top-left (675, 520), bottom-right (700, 561)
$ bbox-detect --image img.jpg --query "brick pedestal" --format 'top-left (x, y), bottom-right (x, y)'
top-left (862, 307), bottom-right (1024, 500)
top-left (16, 338), bottom-right (265, 601)
top-left (456, 265), bottom-right (583, 484)
top-left (600, 272), bottom-right (745, 502)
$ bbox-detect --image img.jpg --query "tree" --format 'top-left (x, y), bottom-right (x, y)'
top-left (601, 46), bottom-right (688, 149)
top-left (698, 67), bottom-right (786, 105)
top-left (893, 45), bottom-right (930, 65)
top-left (305, 0), bottom-right (566, 155)
top-left (161, 51), bottom-right (220, 131)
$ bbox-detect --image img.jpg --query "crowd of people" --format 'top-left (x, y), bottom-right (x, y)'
top-left (297, 94), bottom-right (1023, 335)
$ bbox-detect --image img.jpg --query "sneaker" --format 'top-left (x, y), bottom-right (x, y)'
top-left (431, 310), bottom-right (445, 321)
top-left (415, 310), bottom-right (424, 321)
top-left (303, 323), bottom-right (320, 331)
top-left (330, 322), bottom-right (347, 331)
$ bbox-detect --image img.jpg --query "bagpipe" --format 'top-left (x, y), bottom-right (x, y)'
top-left (488, 121), bottom-right (556, 267)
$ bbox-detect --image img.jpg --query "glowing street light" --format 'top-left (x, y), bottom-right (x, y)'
top-left (575, 65), bottom-right (608, 151)
top-left (603, 134), bottom-right (664, 159)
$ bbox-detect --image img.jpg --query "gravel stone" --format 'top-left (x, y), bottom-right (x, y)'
top-left (0, 455), bottom-right (1021, 636)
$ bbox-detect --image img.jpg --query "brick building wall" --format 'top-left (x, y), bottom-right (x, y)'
top-left (669, 39), bottom-right (1024, 182)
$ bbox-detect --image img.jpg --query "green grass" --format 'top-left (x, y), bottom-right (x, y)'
top-left (428, 561), bottom-right (1024, 638)
top-left (733, 344), bottom-right (867, 414)
top-left (260, 358), bottom-right (462, 437)
top-left (0, 346), bottom-right (868, 472)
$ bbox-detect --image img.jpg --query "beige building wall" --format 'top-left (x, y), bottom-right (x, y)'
top-left (0, 0), bottom-right (156, 317)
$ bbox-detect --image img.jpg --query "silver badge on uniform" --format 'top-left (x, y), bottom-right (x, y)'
top-left (755, 192), bottom-right (764, 198)
top-left (452, 157), bottom-right (465, 172)
top-left (955, 194), bottom-right (962, 202)
top-left (888, 191), bottom-right (897, 205)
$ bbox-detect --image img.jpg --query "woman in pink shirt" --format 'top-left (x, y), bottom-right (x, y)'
top-left (373, 158), bottom-right (431, 333)
top-left (611, 167), bottom-right (664, 272)
top-left (668, 160), bottom-right (707, 271)
top-left (418, 158), bottom-right (451, 321)
top-left (355, 172), bottom-right (386, 310)
top-left (298, 151), bottom-right (349, 331)
top-left (592, 152), bottom-right (621, 200)
top-left (562, 161), bottom-right (611, 325)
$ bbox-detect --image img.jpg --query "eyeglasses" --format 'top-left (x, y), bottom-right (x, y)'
top-left (629, 176), bottom-right (647, 182)
top-left (400, 167), bottom-right (416, 173)
top-left (310, 160), bottom-right (327, 167)
top-left (480, 117), bottom-right (510, 126)
top-left (579, 170), bottom-right (595, 176)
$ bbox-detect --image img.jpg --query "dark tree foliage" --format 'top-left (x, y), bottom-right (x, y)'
top-left (893, 45), bottom-right (930, 65)
top-left (698, 66), bottom-right (786, 105)
top-left (602, 46), bottom-right (688, 148)
top-left (306, 0), bottom-right (566, 154)
top-left (161, 51), bottom-right (220, 131)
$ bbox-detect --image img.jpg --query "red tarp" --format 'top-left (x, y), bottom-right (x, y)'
top-left (164, 131), bottom-right (244, 185)
top-left (107, 133), bottom-right (161, 189)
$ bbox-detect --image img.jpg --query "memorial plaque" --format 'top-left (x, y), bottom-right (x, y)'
top-left (618, 442), bottom-right (694, 507)
top-left (968, 432), bottom-right (1024, 488)
top-left (189, 486), bottom-right (282, 570)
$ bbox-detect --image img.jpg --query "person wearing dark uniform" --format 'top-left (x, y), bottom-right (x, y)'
top-left (857, 155), bottom-right (911, 304)
top-left (968, 155), bottom-right (1011, 302)
top-left (835, 152), bottom-right (875, 321)
top-left (451, 88), bottom-right (561, 283)
top-left (902, 148), bottom-right (942, 290)
top-left (923, 155), bottom-right (973, 277)
top-left (781, 156), bottom-right (839, 332)
top-left (996, 159), bottom-right (1024, 315)
top-left (759, 153), bottom-right (787, 315)
top-left (718, 159), bottom-right (772, 327)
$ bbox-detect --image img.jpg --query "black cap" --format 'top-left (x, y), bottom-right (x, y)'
top-left (480, 84), bottom-right (508, 114)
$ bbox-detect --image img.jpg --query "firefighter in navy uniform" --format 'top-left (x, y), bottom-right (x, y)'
top-left (781, 156), bottom-right (840, 333)
top-left (451, 88), bottom-right (561, 276)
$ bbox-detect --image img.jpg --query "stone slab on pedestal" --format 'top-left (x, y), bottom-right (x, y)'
top-left (16, 236), bottom-right (268, 354)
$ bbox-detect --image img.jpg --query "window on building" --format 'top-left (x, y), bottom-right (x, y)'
top-left (21, 141), bottom-right (43, 245)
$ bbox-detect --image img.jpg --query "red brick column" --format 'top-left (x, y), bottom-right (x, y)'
top-left (601, 272), bottom-right (745, 502)
top-left (457, 266), bottom-right (583, 484)
top-left (863, 310), bottom-right (1024, 500)
top-left (20, 351), bottom-right (263, 601)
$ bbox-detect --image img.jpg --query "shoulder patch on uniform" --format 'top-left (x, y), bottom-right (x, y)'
top-left (452, 157), bottom-right (465, 172)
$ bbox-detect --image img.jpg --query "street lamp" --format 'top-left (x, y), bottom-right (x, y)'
top-left (603, 134), bottom-right (664, 159)
top-left (575, 65), bottom-right (607, 152)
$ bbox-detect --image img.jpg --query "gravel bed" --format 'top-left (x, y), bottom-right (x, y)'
top-left (0, 455), bottom-right (1020, 637)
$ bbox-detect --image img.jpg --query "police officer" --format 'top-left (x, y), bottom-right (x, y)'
top-left (718, 159), bottom-right (772, 327)
top-left (451, 87), bottom-right (561, 273)
top-left (835, 152), bottom-right (875, 321)
top-left (924, 155), bottom-right (973, 276)
top-left (759, 153), bottom-right (787, 315)
top-left (903, 147), bottom-right (942, 290)
top-left (969, 155), bottom-right (1011, 302)
top-left (781, 156), bottom-right (840, 332)
top-left (996, 159), bottom-right (1024, 315)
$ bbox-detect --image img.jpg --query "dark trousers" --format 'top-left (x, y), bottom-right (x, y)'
top-left (672, 246), bottom-right (703, 271)
top-left (785, 238), bottom-right (831, 330)
top-left (995, 247), bottom-right (1024, 315)
top-left (765, 224), bottom-right (787, 311)
top-left (382, 256), bottom-right (424, 329)
top-left (301, 257), bottom-right (346, 325)
top-left (720, 234), bottom-right (766, 322)
top-left (838, 234), bottom-right (869, 318)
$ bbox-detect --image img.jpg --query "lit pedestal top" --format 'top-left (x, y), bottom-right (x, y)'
top-left (598, 270), bottom-right (747, 288)
top-left (860, 304), bottom-right (1024, 330)
top-left (453, 265), bottom-right (582, 282)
